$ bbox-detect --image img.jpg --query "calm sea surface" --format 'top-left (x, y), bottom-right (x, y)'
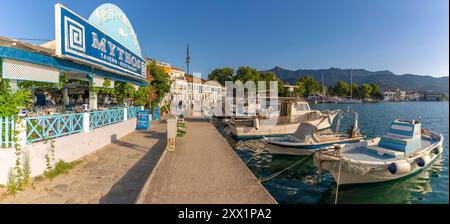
top-left (222, 101), bottom-right (449, 204)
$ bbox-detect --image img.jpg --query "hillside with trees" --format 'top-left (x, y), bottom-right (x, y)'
top-left (265, 67), bottom-right (449, 93)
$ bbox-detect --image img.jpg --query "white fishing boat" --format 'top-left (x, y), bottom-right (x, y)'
top-left (262, 113), bottom-right (364, 156)
top-left (313, 118), bottom-right (444, 185)
top-left (228, 99), bottom-right (340, 139)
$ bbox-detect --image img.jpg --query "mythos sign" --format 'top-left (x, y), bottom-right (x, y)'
top-left (55, 4), bottom-right (146, 79)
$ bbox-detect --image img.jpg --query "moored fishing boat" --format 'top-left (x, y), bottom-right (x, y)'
top-left (228, 99), bottom-right (340, 139)
top-left (262, 113), bottom-right (364, 156)
top-left (313, 118), bottom-right (444, 185)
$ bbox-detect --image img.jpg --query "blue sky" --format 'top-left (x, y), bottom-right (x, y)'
top-left (0, 0), bottom-right (448, 78)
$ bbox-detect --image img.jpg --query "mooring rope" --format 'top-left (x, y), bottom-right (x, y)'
top-left (259, 152), bottom-right (314, 183)
top-left (245, 153), bottom-right (260, 165)
top-left (334, 156), bottom-right (343, 204)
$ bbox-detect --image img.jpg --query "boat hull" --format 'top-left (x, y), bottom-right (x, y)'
top-left (230, 122), bottom-right (302, 139)
top-left (264, 138), bottom-right (363, 156)
top-left (314, 133), bottom-right (444, 185)
top-left (320, 152), bottom-right (441, 185)
top-left (229, 112), bottom-right (339, 139)
top-left (263, 141), bottom-right (325, 156)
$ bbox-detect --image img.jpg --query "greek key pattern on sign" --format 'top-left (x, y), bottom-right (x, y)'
top-left (64, 16), bottom-right (86, 53)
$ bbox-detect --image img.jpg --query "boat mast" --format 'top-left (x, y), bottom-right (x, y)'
top-left (321, 72), bottom-right (324, 99)
top-left (350, 69), bottom-right (353, 100)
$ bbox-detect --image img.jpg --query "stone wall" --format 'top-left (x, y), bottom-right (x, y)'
top-left (0, 118), bottom-right (137, 184)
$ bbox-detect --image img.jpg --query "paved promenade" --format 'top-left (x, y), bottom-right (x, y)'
top-left (0, 120), bottom-right (167, 204)
top-left (137, 117), bottom-right (276, 204)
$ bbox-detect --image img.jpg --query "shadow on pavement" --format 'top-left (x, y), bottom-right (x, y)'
top-left (99, 131), bottom-right (167, 204)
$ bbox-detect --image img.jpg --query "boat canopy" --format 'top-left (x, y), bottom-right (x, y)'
top-left (293, 123), bottom-right (318, 141)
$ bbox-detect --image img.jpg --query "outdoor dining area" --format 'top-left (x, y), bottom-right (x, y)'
top-left (1, 69), bottom-right (146, 148)
top-left (25, 76), bottom-right (136, 116)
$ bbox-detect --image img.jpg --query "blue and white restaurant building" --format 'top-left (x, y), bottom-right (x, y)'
top-left (0, 3), bottom-right (148, 184)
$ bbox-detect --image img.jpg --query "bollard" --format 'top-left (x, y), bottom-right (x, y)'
top-left (166, 116), bottom-right (177, 151)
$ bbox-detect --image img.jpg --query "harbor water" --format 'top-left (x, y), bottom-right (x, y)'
top-left (221, 101), bottom-right (449, 204)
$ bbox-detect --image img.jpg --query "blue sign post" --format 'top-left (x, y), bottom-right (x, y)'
top-left (136, 110), bottom-right (150, 130)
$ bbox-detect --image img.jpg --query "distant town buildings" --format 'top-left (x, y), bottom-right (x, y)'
top-left (383, 89), bottom-right (406, 101)
top-left (149, 59), bottom-right (226, 116)
top-left (170, 67), bottom-right (187, 80)
top-left (384, 88), bottom-right (447, 101)
top-left (151, 60), bottom-right (186, 81)
top-left (406, 90), bottom-right (421, 101)
top-left (423, 91), bottom-right (447, 101)
top-left (383, 90), bottom-right (395, 101)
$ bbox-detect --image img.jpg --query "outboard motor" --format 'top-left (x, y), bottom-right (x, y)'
top-left (347, 125), bottom-right (354, 136)
top-left (351, 112), bottom-right (360, 138)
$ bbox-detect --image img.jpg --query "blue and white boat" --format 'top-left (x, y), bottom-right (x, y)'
top-left (262, 113), bottom-right (364, 156)
top-left (314, 119), bottom-right (444, 185)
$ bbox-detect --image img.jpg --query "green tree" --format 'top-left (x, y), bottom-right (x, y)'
top-left (351, 83), bottom-right (359, 98)
top-left (113, 81), bottom-right (135, 105)
top-left (208, 67), bottom-right (234, 86)
top-left (0, 59), bottom-right (32, 117)
top-left (234, 66), bottom-right (260, 83)
top-left (334, 80), bottom-right (350, 97)
top-left (295, 81), bottom-right (306, 97)
top-left (133, 85), bottom-right (154, 108)
top-left (0, 79), bottom-right (32, 117)
top-left (148, 61), bottom-right (170, 108)
top-left (370, 83), bottom-right (382, 99)
top-left (296, 76), bottom-right (320, 97)
top-left (359, 83), bottom-right (373, 99)
top-left (259, 72), bottom-right (286, 96)
top-left (217, 66), bottom-right (286, 96)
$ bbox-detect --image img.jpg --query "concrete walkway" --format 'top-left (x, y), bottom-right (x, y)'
top-left (0, 120), bottom-right (167, 204)
top-left (137, 117), bottom-right (277, 204)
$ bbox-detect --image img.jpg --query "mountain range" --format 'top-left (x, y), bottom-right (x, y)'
top-left (265, 67), bottom-right (449, 93)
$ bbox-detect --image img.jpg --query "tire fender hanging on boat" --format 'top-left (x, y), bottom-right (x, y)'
top-left (415, 154), bottom-right (431, 167)
top-left (387, 161), bottom-right (411, 175)
top-left (433, 145), bottom-right (443, 155)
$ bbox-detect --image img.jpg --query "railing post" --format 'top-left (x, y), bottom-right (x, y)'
top-left (15, 118), bottom-right (27, 147)
top-left (123, 108), bottom-right (128, 121)
top-left (83, 112), bottom-right (90, 133)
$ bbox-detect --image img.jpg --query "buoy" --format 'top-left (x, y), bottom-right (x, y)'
top-left (388, 161), bottom-right (411, 175)
top-left (415, 155), bottom-right (431, 167)
top-left (433, 146), bottom-right (443, 155)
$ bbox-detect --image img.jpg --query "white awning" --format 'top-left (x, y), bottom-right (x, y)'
top-left (2, 58), bottom-right (59, 83)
